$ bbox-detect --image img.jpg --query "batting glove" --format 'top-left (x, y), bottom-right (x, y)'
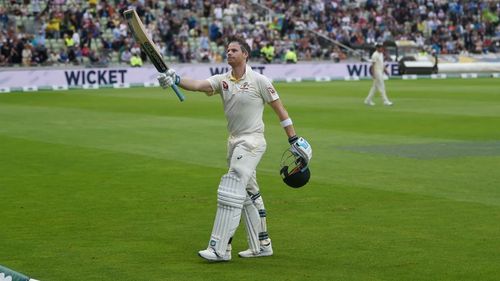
top-left (157, 69), bottom-right (180, 89)
top-left (288, 136), bottom-right (312, 164)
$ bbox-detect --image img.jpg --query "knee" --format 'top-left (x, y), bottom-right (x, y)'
top-left (227, 168), bottom-right (252, 186)
top-left (218, 174), bottom-right (246, 207)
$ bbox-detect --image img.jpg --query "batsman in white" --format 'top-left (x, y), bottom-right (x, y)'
top-left (158, 36), bottom-right (312, 262)
top-left (365, 43), bottom-right (393, 106)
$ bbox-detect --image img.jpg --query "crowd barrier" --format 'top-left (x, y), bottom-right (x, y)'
top-left (0, 62), bottom-right (499, 93)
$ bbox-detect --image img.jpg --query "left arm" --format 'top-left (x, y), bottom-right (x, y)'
top-left (269, 98), bottom-right (312, 163)
top-left (269, 99), bottom-right (296, 139)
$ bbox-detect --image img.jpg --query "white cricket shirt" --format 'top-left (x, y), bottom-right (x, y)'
top-left (207, 65), bottom-right (279, 136)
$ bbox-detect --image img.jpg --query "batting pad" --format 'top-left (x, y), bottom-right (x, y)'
top-left (243, 196), bottom-right (261, 253)
top-left (209, 174), bottom-right (246, 256)
top-left (243, 193), bottom-right (270, 252)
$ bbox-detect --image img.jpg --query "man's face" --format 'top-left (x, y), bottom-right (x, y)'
top-left (227, 42), bottom-right (247, 65)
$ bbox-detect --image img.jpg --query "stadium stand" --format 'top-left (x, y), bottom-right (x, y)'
top-left (0, 0), bottom-right (499, 67)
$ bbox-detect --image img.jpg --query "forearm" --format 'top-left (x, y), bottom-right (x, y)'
top-left (284, 124), bottom-right (296, 139)
top-left (178, 77), bottom-right (213, 93)
top-left (270, 99), bottom-right (296, 138)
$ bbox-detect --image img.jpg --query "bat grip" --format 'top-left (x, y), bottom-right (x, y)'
top-left (171, 84), bottom-right (185, 102)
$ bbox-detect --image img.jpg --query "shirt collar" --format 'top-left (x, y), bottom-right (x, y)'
top-left (228, 65), bottom-right (252, 82)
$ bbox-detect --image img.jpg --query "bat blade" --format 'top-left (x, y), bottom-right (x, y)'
top-left (124, 9), bottom-right (185, 101)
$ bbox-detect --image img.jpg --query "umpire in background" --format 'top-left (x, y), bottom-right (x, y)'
top-left (365, 43), bottom-right (393, 106)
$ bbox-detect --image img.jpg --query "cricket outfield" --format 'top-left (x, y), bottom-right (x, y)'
top-left (1, 78), bottom-right (499, 280)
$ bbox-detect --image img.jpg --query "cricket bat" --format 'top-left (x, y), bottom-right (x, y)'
top-left (123, 9), bottom-right (185, 102)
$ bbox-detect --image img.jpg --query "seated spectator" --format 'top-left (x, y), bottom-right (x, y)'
top-left (199, 48), bottom-right (210, 63)
top-left (3, 0), bottom-right (500, 67)
top-left (33, 44), bottom-right (48, 65)
top-left (130, 52), bottom-right (143, 67)
top-left (130, 43), bottom-right (141, 57)
top-left (81, 43), bottom-right (91, 57)
top-left (46, 11), bottom-right (62, 39)
top-left (284, 48), bottom-right (297, 63)
top-left (178, 41), bottom-right (191, 63)
top-left (32, 30), bottom-right (46, 48)
top-left (57, 48), bottom-right (69, 64)
top-left (0, 54), bottom-right (7, 66)
top-left (22, 43), bottom-right (33, 66)
top-left (120, 48), bottom-right (132, 64)
top-left (261, 42), bottom-right (275, 63)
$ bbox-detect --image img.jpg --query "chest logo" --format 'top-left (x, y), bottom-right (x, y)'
top-left (240, 82), bottom-right (250, 90)
top-left (222, 81), bottom-right (228, 90)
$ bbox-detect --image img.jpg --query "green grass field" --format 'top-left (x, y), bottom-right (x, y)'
top-left (1, 78), bottom-right (499, 281)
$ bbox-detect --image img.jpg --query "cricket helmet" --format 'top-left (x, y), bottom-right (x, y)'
top-left (280, 149), bottom-right (311, 188)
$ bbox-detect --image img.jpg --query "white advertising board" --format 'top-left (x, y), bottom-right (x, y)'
top-left (0, 62), bottom-right (400, 88)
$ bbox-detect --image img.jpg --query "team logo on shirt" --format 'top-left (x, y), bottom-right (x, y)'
top-left (240, 82), bottom-right (249, 90)
top-left (267, 86), bottom-right (277, 96)
top-left (222, 81), bottom-right (228, 90)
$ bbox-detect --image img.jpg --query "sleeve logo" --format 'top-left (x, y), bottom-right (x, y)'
top-left (267, 86), bottom-right (277, 96)
top-left (222, 81), bottom-right (228, 90)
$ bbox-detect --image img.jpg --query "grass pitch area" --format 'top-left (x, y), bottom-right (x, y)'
top-left (1, 78), bottom-right (499, 281)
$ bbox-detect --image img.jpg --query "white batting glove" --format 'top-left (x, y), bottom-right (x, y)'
top-left (289, 136), bottom-right (312, 164)
top-left (157, 69), bottom-right (180, 89)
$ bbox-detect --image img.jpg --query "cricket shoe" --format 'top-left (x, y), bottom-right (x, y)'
top-left (198, 246), bottom-right (231, 262)
top-left (364, 100), bottom-right (375, 106)
top-left (384, 101), bottom-right (393, 106)
top-left (238, 241), bottom-right (273, 258)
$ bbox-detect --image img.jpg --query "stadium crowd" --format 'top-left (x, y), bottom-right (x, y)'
top-left (0, 0), bottom-right (499, 67)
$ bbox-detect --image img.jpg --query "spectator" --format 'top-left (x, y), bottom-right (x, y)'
top-left (199, 48), bottom-right (210, 63)
top-left (2, 0), bottom-right (500, 67)
top-left (130, 42), bottom-right (141, 57)
top-left (130, 52), bottom-right (143, 67)
top-left (1, 40), bottom-right (12, 63)
top-left (32, 30), bottom-right (46, 47)
top-left (260, 42), bottom-right (275, 63)
top-left (199, 30), bottom-right (210, 50)
top-left (284, 48), bottom-right (297, 63)
top-left (33, 44), bottom-right (48, 65)
top-left (120, 48), bottom-right (132, 64)
top-left (81, 43), bottom-right (90, 57)
top-left (57, 48), bottom-right (69, 64)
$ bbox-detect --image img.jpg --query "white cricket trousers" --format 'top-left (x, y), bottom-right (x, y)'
top-left (226, 133), bottom-right (266, 190)
top-left (366, 75), bottom-right (390, 103)
top-left (227, 133), bottom-right (270, 251)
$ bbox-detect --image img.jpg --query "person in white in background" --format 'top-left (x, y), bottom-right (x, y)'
top-left (365, 43), bottom-right (393, 106)
top-left (157, 36), bottom-right (312, 262)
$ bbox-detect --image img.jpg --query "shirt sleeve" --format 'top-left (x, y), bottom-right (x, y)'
top-left (206, 74), bottom-right (224, 96)
top-left (258, 75), bottom-right (280, 103)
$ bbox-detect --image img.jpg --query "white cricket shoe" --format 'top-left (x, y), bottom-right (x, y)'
top-left (238, 241), bottom-right (273, 258)
top-left (364, 100), bottom-right (375, 106)
top-left (198, 247), bottom-right (231, 262)
top-left (384, 101), bottom-right (393, 106)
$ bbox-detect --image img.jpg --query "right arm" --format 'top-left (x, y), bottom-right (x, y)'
top-left (178, 77), bottom-right (214, 93)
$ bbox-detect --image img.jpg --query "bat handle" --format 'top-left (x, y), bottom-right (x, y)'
top-left (171, 84), bottom-right (185, 102)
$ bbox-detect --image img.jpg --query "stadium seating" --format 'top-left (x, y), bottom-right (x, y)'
top-left (0, 0), bottom-right (499, 67)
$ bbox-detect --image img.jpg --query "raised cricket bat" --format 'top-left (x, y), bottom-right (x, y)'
top-left (123, 9), bottom-right (185, 102)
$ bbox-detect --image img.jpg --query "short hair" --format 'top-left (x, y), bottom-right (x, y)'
top-left (227, 35), bottom-right (251, 61)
